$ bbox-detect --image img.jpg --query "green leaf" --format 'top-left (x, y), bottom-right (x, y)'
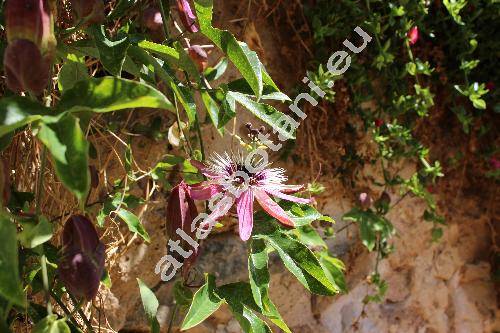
top-left (343, 208), bottom-right (394, 251)
top-left (201, 91), bottom-right (224, 135)
top-left (318, 252), bottom-right (347, 293)
top-left (58, 77), bottom-right (174, 113)
top-left (181, 274), bottom-right (222, 330)
top-left (137, 279), bottom-right (160, 333)
top-left (249, 240), bottom-right (291, 333)
top-left (195, 0), bottom-right (283, 98)
top-left (115, 208), bottom-right (150, 242)
top-left (109, 0), bottom-right (138, 19)
top-left (0, 97), bottom-right (49, 137)
top-left (227, 91), bottom-right (296, 140)
top-left (204, 57), bottom-right (228, 81)
top-left (37, 115), bottom-right (90, 202)
top-left (91, 25), bottom-right (130, 76)
top-left (294, 226), bottom-right (327, 249)
top-left (255, 222), bottom-right (337, 295)
top-left (18, 217), bottom-right (53, 249)
top-left (0, 214), bottom-right (26, 307)
top-left (33, 315), bottom-right (70, 333)
top-left (137, 40), bottom-right (180, 65)
top-left (173, 281), bottom-right (194, 307)
top-left (217, 283), bottom-right (272, 333)
top-left (58, 59), bottom-right (89, 91)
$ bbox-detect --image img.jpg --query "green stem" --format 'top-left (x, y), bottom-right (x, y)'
top-left (167, 304), bottom-right (178, 333)
top-left (50, 291), bottom-right (83, 330)
top-left (40, 254), bottom-right (52, 316)
top-left (68, 294), bottom-right (94, 333)
top-left (158, 0), bottom-right (171, 43)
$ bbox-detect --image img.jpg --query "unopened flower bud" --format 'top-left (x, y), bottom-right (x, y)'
top-left (374, 118), bottom-right (384, 128)
top-left (143, 7), bottom-right (163, 31)
top-left (0, 160), bottom-right (10, 207)
top-left (70, 0), bottom-right (105, 25)
top-left (188, 45), bottom-right (208, 72)
top-left (407, 26), bottom-right (419, 45)
top-left (176, 0), bottom-right (198, 33)
top-left (374, 191), bottom-right (391, 214)
top-left (6, 0), bottom-right (56, 57)
top-left (3, 39), bottom-right (50, 94)
top-left (58, 215), bottom-right (105, 301)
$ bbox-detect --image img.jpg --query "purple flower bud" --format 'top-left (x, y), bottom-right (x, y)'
top-left (142, 7), bottom-right (163, 31)
top-left (176, 0), bottom-right (198, 33)
top-left (58, 215), bottom-right (105, 301)
top-left (6, 0), bottom-right (56, 57)
top-left (167, 181), bottom-right (199, 277)
top-left (3, 39), bottom-right (50, 94)
top-left (188, 45), bottom-right (208, 72)
top-left (0, 159), bottom-right (10, 207)
top-left (70, 0), bottom-right (105, 25)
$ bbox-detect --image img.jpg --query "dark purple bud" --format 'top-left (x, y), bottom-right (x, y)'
top-left (89, 165), bottom-right (99, 189)
top-left (58, 215), bottom-right (105, 301)
top-left (167, 181), bottom-right (199, 277)
top-left (374, 191), bottom-right (391, 214)
top-left (3, 39), bottom-right (50, 95)
top-left (142, 7), bottom-right (163, 31)
top-left (176, 0), bottom-right (198, 33)
top-left (188, 45), bottom-right (208, 72)
top-left (70, 0), bottom-right (105, 25)
top-left (0, 159), bottom-right (10, 207)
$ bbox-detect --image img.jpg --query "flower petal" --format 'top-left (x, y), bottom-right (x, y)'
top-left (203, 194), bottom-right (235, 229)
top-left (189, 183), bottom-right (222, 200)
top-left (265, 189), bottom-right (311, 204)
top-left (254, 189), bottom-right (294, 228)
top-left (278, 184), bottom-right (304, 194)
top-left (189, 159), bottom-right (219, 178)
top-left (236, 190), bottom-right (254, 241)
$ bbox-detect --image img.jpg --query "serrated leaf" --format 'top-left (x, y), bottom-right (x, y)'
top-left (181, 275), bottom-right (222, 330)
top-left (58, 77), bottom-right (174, 113)
top-left (115, 208), bottom-right (150, 242)
top-left (137, 279), bottom-right (160, 333)
top-left (0, 214), bottom-right (26, 307)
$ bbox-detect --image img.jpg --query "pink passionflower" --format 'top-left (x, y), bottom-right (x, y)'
top-left (189, 153), bottom-right (311, 241)
top-left (407, 26), bottom-right (419, 45)
top-left (176, 0), bottom-right (198, 33)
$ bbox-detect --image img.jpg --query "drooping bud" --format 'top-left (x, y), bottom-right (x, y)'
top-left (6, 0), bottom-right (56, 57)
top-left (407, 26), bottom-right (419, 45)
top-left (188, 45), bottom-right (208, 72)
top-left (176, 0), bottom-right (198, 33)
top-left (486, 82), bottom-right (495, 92)
top-left (3, 39), bottom-right (50, 95)
top-left (70, 0), bottom-right (105, 25)
top-left (58, 215), bottom-right (105, 301)
top-left (167, 181), bottom-right (199, 278)
top-left (490, 157), bottom-right (500, 170)
top-left (374, 192), bottom-right (391, 214)
top-left (143, 7), bottom-right (163, 31)
top-left (374, 118), bottom-right (384, 128)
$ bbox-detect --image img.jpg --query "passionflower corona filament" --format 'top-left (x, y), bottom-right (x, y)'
top-left (190, 153), bottom-right (311, 241)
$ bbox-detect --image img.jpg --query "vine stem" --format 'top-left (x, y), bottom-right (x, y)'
top-left (167, 304), bottom-right (178, 333)
top-left (68, 294), bottom-right (94, 333)
top-left (158, 0), bottom-right (171, 43)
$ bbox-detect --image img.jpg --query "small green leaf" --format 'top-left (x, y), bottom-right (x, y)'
top-left (33, 315), bottom-right (70, 333)
top-left (137, 279), bottom-right (160, 333)
top-left (0, 213), bottom-right (26, 307)
top-left (174, 281), bottom-right (194, 307)
top-left (37, 115), bottom-right (90, 202)
top-left (58, 77), bottom-right (174, 113)
top-left (91, 25), bottom-right (130, 76)
top-left (18, 217), bottom-right (53, 249)
top-left (115, 208), bottom-right (150, 242)
top-left (181, 274), bottom-right (222, 330)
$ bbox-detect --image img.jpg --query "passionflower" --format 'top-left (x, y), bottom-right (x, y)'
top-left (190, 153), bottom-right (311, 241)
top-left (407, 26), bottom-right (419, 45)
top-left (188, 45), bottom-right (208, 72)
top-left (70, 0), bottom-right (105, 25)
top-left (58, 215), bottom-right (105, 301)
top-left (176, 0), bottom-right (198, 33)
